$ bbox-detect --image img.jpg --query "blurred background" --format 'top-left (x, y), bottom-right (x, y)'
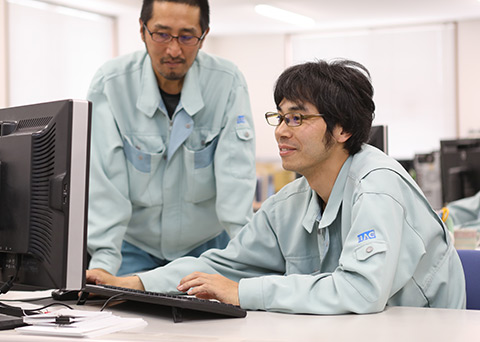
top-left (1, 0), bottom-right (480, 208)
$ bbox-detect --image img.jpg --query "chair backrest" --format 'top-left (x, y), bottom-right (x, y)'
top-left (456, 249), bottom-right (480, 310)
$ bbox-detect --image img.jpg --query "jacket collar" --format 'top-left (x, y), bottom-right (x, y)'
top-left (136, 53), bottom-right (205, 118)
top-left (180, 57), bottom-right (205, 116)
top-left (301, 156), bottom-right (353, 233)
top-left (137, 54), bottom-right (162, 118)
top-left (318, 156), bottom-right (352, 229)
top-left (302, 189), bottom-right (323, 234)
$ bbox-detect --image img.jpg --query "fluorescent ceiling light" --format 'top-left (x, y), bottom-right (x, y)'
top-left (255, 4), bottom-right (316, 27)
top-left (7, 0), bottom-right (105, 21)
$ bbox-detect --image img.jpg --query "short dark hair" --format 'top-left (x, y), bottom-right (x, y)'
top-left (273, 59), bottom-right (375, 155)
top-left (140, 0), bottom-right (210, 33)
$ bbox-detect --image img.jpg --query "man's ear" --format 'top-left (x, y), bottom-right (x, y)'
top-left (139, 19), bottom-right (146, 43)
top-left (333, 125), bottom-right (352, 143)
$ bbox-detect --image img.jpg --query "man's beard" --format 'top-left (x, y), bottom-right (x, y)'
top-left (160, 71), bottom-right (183, 80)
top-left (160, 57), bottom-right (186, 80)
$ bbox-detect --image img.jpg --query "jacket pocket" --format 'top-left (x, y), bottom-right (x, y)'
top-left (354, 241), bottom-right (388, 261)
top-left (183, 136), bottom-right (218, 203)
top-left (123, 135), bottom-right (165, 206)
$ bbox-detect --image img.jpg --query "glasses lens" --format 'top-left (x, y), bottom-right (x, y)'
top-left (178, 35), bottom-right (198, 45)
top-left (289, 113), bottom-right (302, 126)
top-left (284, 113), bottom-right (301, 127)
top-left (266, 113), bottom-right (280, 126)
top-left (153, 32), bottom-right (171, 43)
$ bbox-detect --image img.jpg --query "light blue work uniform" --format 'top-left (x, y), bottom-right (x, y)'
top-left (139, 145), bottom-right (466, 314)
top-left (86, 50), bottom-right (256, 275)
top-left (447, 191), bottom-right (480, 231)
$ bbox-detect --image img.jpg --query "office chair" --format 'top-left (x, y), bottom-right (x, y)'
top-left (456, 249), bottom-right (480, 310)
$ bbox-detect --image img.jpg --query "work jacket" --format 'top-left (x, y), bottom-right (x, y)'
top-left (140, 145), bottom-right (465, 313)
top-left (87, 50), bottom-right (256, 274)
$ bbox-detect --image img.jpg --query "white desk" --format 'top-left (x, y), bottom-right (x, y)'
top-left (1, 291), bottom-right (479, 342)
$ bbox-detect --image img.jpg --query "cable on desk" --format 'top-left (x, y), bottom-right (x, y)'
top-left (99, 293), bottom-right (124, 312)
top-left (0, 270), bottom-right (18, 295)
top-left (0, 300), bottom-right (74, 317)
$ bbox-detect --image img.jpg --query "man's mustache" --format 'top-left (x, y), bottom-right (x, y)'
top-left (161, 57), bottom-right (186, 64)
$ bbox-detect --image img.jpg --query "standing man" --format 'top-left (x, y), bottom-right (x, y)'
top-left (88, 59), bottom-right (465, 314)
top-left (86, 0), bottom-right (256, 277)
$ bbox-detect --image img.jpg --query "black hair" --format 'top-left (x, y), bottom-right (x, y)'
top-left (140, 0), bottom-right (210, 33)
top-left (273, 59), bottom-right (375, 155)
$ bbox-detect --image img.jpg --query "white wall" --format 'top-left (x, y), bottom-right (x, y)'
top-left (0, 0), bottom-right (142, 109)
top-left (457, 20), bottom-right (480, 138)
top-left (7, 1), bottom-right (116, 106)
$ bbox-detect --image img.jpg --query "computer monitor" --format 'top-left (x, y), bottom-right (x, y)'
top-left (368, 125), bottom-right (388, 154)
top-left (440, 138), bottom-right (480, 204)
top-left (0, 99), bottom-right (91, 293)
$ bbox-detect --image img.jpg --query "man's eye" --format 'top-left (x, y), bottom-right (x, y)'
top-left (156, 32), bottom-right (171, 39)
top-left (292, 114), bottom-right (302, 123)
top-left (179, 35), bottom-right (194, 42)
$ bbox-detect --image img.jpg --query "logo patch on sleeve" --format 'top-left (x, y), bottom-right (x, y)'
top-left (237, 115), bottom-right (246, 124)
top-left (357, 229), bottom-right (376, 243)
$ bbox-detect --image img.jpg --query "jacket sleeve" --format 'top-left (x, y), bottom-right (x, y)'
top-left (86, 71), bottom-right (132, 275)
top-left (138, 206), bottom-right (287, 293)
top-left (213, 71), bottom-right (256, 237)
top-left (447, 190), bottom-right (480, 229)
top-left (239, 193), bottom-right (406, 314)
top-left (139, 191), bottom-right (407, 314)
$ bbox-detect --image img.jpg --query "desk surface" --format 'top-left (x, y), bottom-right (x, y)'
top-left (1, 290), bottom-right (478, 342)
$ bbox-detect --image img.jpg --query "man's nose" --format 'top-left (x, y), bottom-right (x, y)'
top-left (166, 38), bottom-right (182, 56)
top-left (275, 120), bottom-right (292, 139)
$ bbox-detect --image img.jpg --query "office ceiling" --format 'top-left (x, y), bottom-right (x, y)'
top-left (208, 0), bottom-right (480, 35)
top-left (54, 0), bottom-right (480, 35)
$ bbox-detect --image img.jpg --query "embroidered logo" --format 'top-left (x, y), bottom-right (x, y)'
top-left (237, 115), bottom-right (246, 124)
top-left (357, 229), bottom-right (376, 243)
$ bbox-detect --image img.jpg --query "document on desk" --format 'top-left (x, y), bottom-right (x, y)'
top-left (16, 309), bottom-right (147, 338)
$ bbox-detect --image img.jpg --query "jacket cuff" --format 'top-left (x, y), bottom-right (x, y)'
top-left (238, 277), bottom-right (265, 311)
top-left (88, 253), bottom-right (121, 276)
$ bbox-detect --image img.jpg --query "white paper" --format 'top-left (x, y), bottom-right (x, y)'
top-left (17, 308), bottom-right (147, 338)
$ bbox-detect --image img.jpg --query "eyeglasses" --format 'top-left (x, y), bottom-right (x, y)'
top-left (143, 24), bottom-right (206, 46)
top-left (265, 112), bottom-right (325, 127)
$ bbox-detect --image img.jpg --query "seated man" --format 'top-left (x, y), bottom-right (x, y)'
top-left (87, 59), bottom-right (466, 314)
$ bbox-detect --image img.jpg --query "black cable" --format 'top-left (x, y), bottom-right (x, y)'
top-left (0, 300), bottom-right (74, 317)
top-left (99, 293), bottom-right (124, 311)
top-left (0, 301), bottom-right (39, 316)
top-left (0, 274), bottom-right (17, 295)
top-left (25, 302), bottom-right (74, 313)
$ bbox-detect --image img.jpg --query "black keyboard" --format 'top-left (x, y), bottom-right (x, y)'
top-left (81, 284), bottom-right (246, 322)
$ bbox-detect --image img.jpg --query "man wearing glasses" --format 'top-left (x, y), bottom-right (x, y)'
top-left (88, 59), bottom-right (465, 314)
top-left (86, 0), bottom-right (255, 279)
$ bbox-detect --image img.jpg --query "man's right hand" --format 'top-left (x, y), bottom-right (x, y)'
top-left (86, 268), bottom-right (145, 291)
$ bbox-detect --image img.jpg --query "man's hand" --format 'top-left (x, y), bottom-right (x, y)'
top-left (177, 272), bottom-right (240, 306)
top-left (86, 268), bottom-right (145, 291)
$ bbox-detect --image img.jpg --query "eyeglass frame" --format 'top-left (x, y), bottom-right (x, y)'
top-left (265, 112), bottom-right (325, 127)
top-left (143, 24), bottom-right (207, 46)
